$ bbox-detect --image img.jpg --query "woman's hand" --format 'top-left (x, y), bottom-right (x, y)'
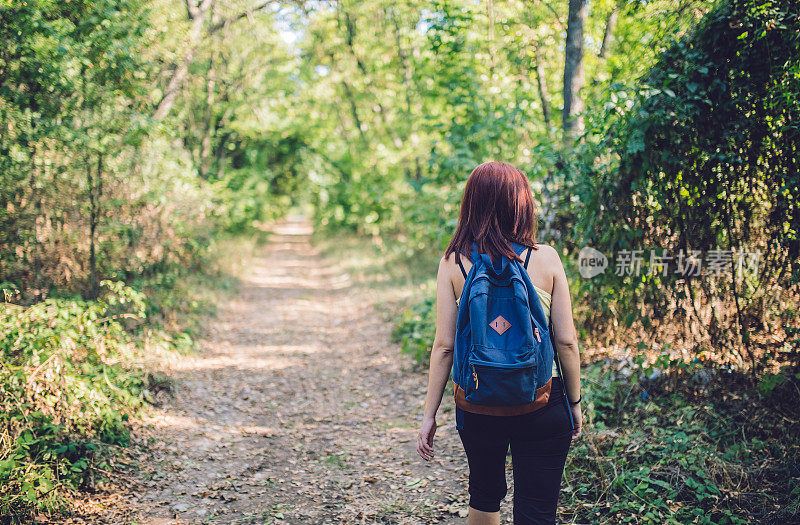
top-left (417, 416), bottom-right (437, 460)
top-left (570, 403), bottom-right (582, 439)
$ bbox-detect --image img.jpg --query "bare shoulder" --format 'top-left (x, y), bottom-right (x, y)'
top-left (532, 243), bottom-right (562, 264)
top-left (440, 252), bottom-right (456, 271)
top-left (438, 252), bottom-right (458, 277)
top-left (530, 243), bottom-right (565, 283)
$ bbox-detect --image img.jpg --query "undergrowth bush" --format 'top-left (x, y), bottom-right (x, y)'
top-left (392, 296), bottom-right (436, 367)
top-left (0, 279), bottom-right (194, 519)
top-left (564, 357), bottom-right (800, 523)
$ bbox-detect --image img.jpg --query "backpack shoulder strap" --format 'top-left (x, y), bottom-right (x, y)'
top-left (523, 246), bottom-right (533, 269)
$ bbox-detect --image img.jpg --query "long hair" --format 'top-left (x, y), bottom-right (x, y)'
top-left (444, 161), bottom-right (538, 264)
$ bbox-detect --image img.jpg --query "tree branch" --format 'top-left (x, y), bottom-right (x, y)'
top-left (209, 1), bottom-right (276, 33)
top-left (542, 1), bottom-right (565, 32)
top-left (184, 0), bottom-right (199, 19)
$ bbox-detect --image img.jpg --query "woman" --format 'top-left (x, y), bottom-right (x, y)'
top-left (416, 161), bottom-right (582, 525)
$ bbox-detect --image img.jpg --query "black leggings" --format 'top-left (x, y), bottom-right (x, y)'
top-left (457, 377), bottom-right (573, 524)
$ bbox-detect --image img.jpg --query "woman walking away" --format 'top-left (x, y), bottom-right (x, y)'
top-left (416, 161), bottom-right (583, 525)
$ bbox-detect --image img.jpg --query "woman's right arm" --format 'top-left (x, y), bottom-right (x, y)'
top-left (549, 249), bottom-right (583, 438)
top-left (417, 255), bottom-right (457, 460)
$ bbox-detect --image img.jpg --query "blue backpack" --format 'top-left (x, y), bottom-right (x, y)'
top-left (452, 241), bottom-right (563, 417)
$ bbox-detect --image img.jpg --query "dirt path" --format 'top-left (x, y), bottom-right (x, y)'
top-left (100, 217), bottom-right (471, 524)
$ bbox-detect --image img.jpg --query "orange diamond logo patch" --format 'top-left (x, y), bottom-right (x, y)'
top-left (489, 315), bottom-right (511, 335)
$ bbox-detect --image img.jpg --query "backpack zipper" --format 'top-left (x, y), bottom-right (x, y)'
top-left (470, 363), bottom-right (479, 390)
top-left (469, 357), bottom-right (537, 369)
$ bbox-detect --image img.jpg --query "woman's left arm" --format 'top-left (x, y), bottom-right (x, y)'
top-left (417, 256), bottom-right (458, 461)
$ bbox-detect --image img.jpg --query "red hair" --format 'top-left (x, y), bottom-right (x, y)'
top-left (444, 161), bottom-right (538, 264)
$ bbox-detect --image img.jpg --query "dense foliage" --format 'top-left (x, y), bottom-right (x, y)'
top-left (566, 0), bottom-right (800, 370)
top-left (0, 0), bottom-right (294, 518)
top-left (0, 0), bottom-right (301, 300)
top-left (297, 0), bottom-right (715, 256)
top-left (1, 282), bottom-right (164, 515)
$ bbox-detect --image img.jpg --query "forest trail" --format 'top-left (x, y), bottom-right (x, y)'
top-left (87, 216), bottom-right (470, 524)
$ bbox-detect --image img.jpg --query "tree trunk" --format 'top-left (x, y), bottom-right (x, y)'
top-left (87, 153), bottom-right (102, 299)
top-left (154, 0), bottom-right (214, 122)
top-left (562, 0), bottom-right (587, 143)
top-left (339, 5), bottom-right (398, 144)
top-left (599, 3), bottom-right (620, 58)
top-left (199, 2), bottom-right (220, 179)
top-left (534, 45), bottom-right (551, 132)
top-left (341, 79), bottom-right (367, 142)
